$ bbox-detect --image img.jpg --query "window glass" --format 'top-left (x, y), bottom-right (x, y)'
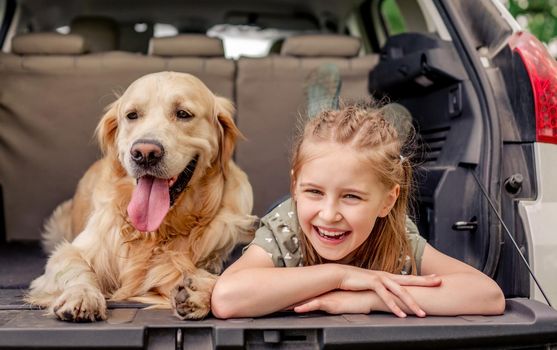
top-left (134, 23), bottom-right (149, 33)
top-left (380, 0), bottom-right (406, 35)
top-left (207, 24), bottom-right (298, 59)
top-left (0, 0), bottom-right (5, 25)
top-left (56, 26), bottom-right (70, 34)
top-left (154, 23), bottom-right (178, 37)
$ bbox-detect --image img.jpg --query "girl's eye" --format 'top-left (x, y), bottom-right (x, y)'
top-left (344, 194), bottom-right (362, 200)
top-left (176, 109), bottom-right (194, 119)
top-left (126, 112), bottom-right (138, 120)
top-left (305, 189), bottom-right (323, 196)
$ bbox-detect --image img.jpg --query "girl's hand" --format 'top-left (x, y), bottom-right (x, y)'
top-left (293, 290), bottom-right (378, 315)
top-left (338, 266), bottom-right (442, 317)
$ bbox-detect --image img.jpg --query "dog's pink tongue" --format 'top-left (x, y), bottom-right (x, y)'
top-left (127, 176), bottom-right (170, 232)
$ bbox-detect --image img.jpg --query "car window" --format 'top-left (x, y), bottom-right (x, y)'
top-left (154, 23), bottom-right (178, 37)
top-left (207, 24), bottom-right (299, 59)
top-left (0, 0), bottom-right (8, 45)
top-left (368, 0), bottom-right (449, 48)
top-left (207, 24), bottom-right (320, 59)
top-left (380, 0), bottom-right (406, 35)
top-left (0, 0), bottom-right (5, 24)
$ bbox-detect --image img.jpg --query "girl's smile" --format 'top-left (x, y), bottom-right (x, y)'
top-left (313, 225), bottom-right (351, 243)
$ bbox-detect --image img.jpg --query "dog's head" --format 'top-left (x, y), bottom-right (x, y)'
top-left (96, 71), bottom-right (240, 232)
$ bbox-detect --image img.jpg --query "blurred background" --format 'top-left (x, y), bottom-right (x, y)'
top-left (503, 0), bottom-right (557, 56)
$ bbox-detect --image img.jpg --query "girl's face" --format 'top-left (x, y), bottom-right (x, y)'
top-left (294, 141), bottom-right (399, 263)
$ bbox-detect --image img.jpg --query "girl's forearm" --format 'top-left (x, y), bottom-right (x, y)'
top-left (211, 264), bottom-right (345, 318)
top-left (373, 273), bottom-right (505, 316)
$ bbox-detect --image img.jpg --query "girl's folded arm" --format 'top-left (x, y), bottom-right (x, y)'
top-left (211, 245), bottom-right (443, 319)
top-left (293, 244), bottom-right (505, 317)
top-left (343, 244), bottom-right (505, 317)
top-left (372, 244), bottom-right (505, 316)
top-left (211, 245), bottom-right (345, 318)
top-left (404, 243), bottom-right (505, 316)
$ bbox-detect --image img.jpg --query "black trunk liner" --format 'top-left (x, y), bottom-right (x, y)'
top-left (0, 242), bottom-right (46, 289)
top-left (0, 299), bottom-right (557, 349)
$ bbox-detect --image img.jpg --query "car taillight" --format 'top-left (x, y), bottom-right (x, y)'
top-left (509, 31), bottom-right (557, 144)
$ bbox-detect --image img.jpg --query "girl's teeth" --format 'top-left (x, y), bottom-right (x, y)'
top-left (317, 227), bottom-right (347, 238)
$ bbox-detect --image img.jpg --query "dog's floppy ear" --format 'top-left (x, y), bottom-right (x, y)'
top-left (95, 99), bottom-right (119, 156)
top-left (214, 96), bottom-right (242, 171)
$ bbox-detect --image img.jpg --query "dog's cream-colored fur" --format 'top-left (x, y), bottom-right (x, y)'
top-left (26, 72), bottom-right (255, 321)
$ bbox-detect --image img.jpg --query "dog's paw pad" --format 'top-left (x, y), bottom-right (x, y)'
top-left (175, 300), bottom-right (197, 317)
top-left (172, 275), bottom-right (214, 320)
top-left (52, 286), bottom-right (107, 322)
top-left (174, 285), bottom-right (189, 304)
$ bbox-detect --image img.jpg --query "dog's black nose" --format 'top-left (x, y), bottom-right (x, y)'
top-left (130, 140), bottom-right (164, 167)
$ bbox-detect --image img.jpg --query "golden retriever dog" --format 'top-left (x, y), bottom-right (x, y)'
top-left (26, 71), bottom-right (255, 321)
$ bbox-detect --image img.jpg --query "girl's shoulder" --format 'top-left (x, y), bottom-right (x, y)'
top-left (260, 197), bottom-right (297, 225)
top-left (250, 198), bottom-right (302, 267)
top-left (404, 216), bottom-right (427, 275)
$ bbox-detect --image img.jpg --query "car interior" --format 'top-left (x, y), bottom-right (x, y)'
top-left (4, 1), bottom-right (557, 348)
top-left (0, 0), bottom-right (527, 311)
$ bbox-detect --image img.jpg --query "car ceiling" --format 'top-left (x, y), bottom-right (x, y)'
top-left (18, 0), bottom-right (366, 32)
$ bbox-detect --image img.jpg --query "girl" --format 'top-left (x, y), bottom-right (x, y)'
top-left (211, 104), bottom-right (505, 318)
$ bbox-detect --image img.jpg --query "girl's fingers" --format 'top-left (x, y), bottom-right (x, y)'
top-left (390, 274), bottom-right (442, 287)
top-left (373, 284), bottom-right (406, 318)
top-left (294, 299), bottom-right (319, 313)
top-left (381, 277), bottom-right (426, 317)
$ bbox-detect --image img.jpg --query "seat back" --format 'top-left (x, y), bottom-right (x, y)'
top-left (235, 34), bottom-right (379, 216)
top-left (148, 34), bottom-right (235, 99)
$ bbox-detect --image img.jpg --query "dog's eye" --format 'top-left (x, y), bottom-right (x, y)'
top-left (126, 112), bottom-right (139, 120)
top-left (176, 110), bottom-right (194, 120)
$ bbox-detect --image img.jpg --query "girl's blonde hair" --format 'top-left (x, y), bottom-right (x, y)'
top-left (290, 102), bottom-right (416, 274)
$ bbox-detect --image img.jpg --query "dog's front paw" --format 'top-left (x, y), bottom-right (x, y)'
top-left (171, 271), bottom-right (217, 320)
top-left (52, 285), bottom-right (107, 322)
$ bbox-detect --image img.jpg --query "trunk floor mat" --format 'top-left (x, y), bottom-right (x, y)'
top-left (0, 242), bottom-right (46, 289)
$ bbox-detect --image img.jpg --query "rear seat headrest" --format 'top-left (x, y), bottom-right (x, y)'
top-left (12, 33), bottom-right (88, 55)
top-left (148, 34), bottom-right (224, 57)
top-left (70, 16), bottom-right (119, 52)
top-left (281, 34), bottom-right (361, 57)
